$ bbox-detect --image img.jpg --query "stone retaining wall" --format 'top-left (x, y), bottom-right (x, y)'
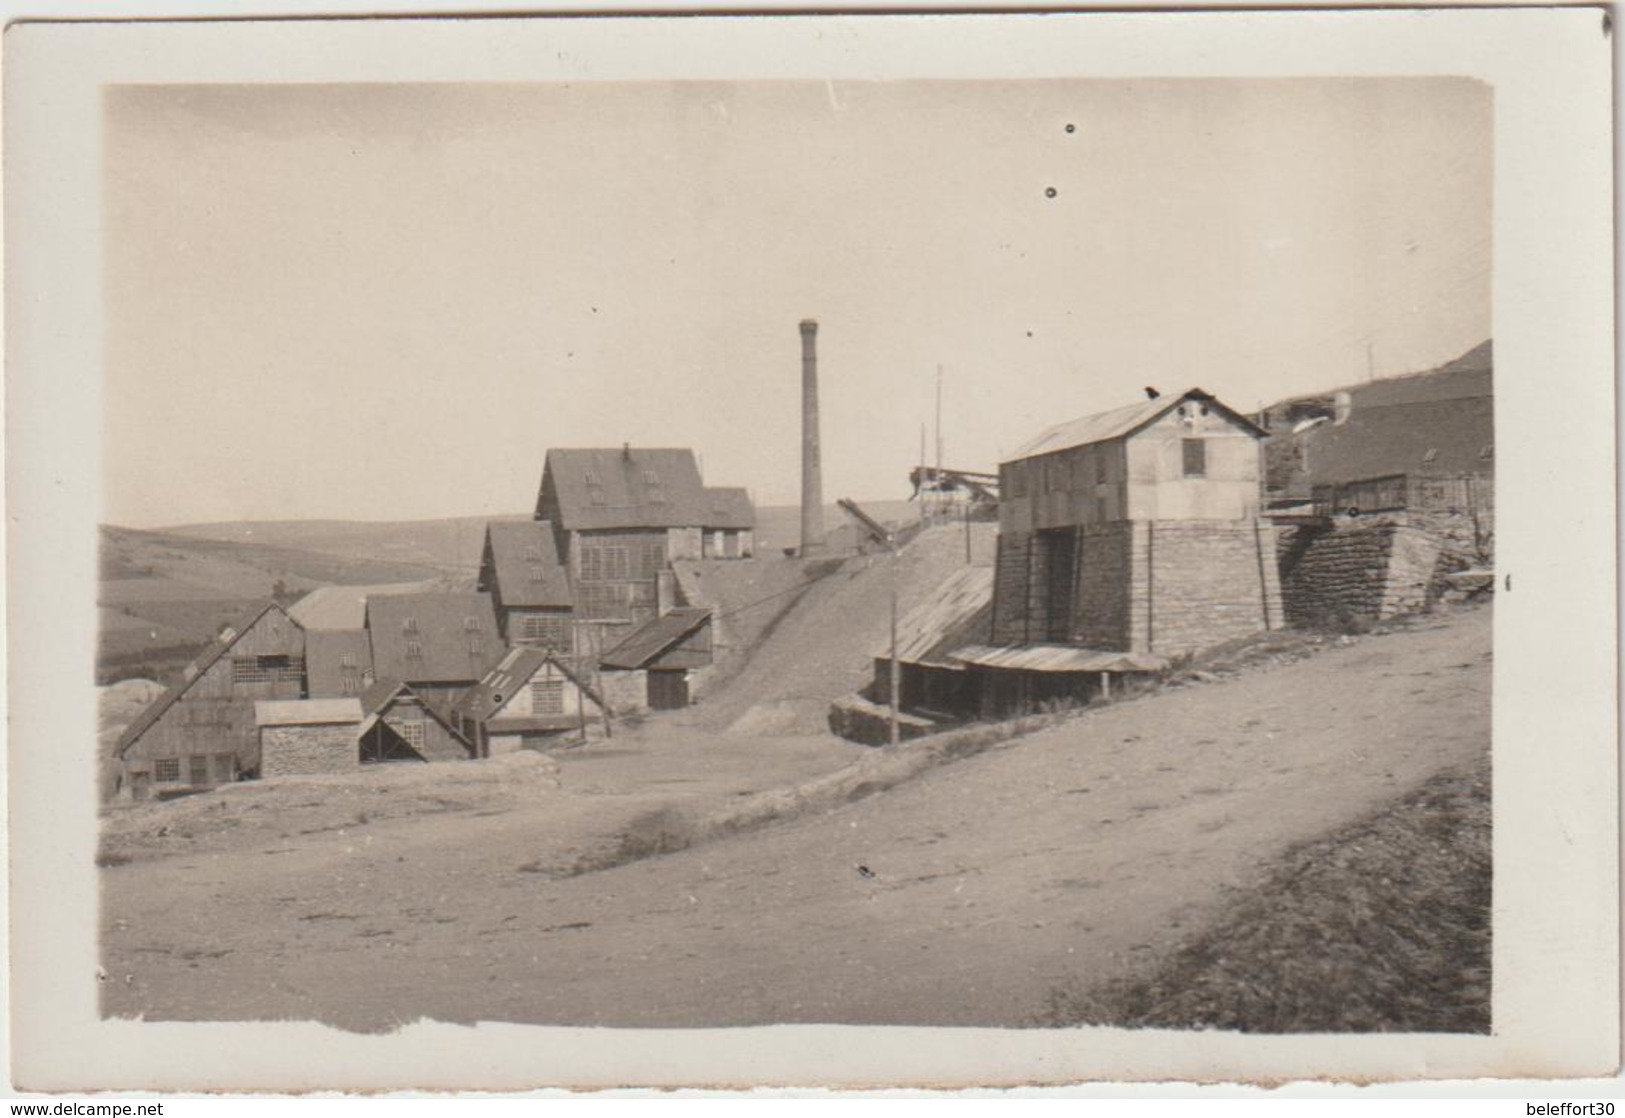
top-left (1278, 520), bottom-right (1443, 626)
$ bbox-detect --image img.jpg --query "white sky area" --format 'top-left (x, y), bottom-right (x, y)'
top-left (103, 78), bottom-right (1491, 528)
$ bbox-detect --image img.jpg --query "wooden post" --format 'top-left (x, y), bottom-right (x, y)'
top-left (1100, 671), bottom-right (1112, 701)
top-left (889, 539), bottom-right (901, 747)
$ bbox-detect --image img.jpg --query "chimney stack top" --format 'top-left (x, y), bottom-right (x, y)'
top-left (799, 318), bottom-right (818, 334)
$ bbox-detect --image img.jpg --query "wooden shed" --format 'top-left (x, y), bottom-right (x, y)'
top-left (598, 607), bottom-right (714, 711)
top-left (357, 679), bottom-right (474, 763)
top-left (116, 602), bottom-right (307, 800)
top-left (451, 647), bottom-right (606, 756)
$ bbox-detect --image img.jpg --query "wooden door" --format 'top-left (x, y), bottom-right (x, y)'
top-left (647, 670), bottom-right (689, 710)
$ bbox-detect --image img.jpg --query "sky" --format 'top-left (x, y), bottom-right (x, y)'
top-left (103, 78), bottom-right (1491, 528)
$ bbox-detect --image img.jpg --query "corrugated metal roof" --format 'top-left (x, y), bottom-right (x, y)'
top-left (254, 698), bottom-right (363, 727)
top-left (949, 645), bottom-right (1168, 673)
top-left (1006, 389), bottom-right (1265, 462)
top-left (305, 629), bottom-right (374, 698)
top-left (538, 447), bottom-right (755, 531)
top-left (365, 592), bottom-right (505, 686)
top-left (288, 581), bottom-right (440, 631)
top-left (600, 607), bottom-right (712, 670)
top-left (482, 521), bottom-right (573, 609)
top-left (878, 566), bottom-right (994, 666)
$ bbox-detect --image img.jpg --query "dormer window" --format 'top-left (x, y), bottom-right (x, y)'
top-left (524, 546), bottom-right (543, 562)
top-left (1479, 444), bottom-right (1494, 460)
top-left (1423, 448), bottom-right (1439, 464)
top-left (529, 564), bottom-right (546, 582)
top-left (462, 616), bottom-right (481, 632)
top-left (402, 617), bottom-right (419, 633)
top-left (405, 641), bottom-right (423, 659)
top-left (643, 470), bottom-right (660, 485)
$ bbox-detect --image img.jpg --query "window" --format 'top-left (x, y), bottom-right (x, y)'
top-left (528, 564), bottom-right (547, 582)
top-left (189, 755), bottom-right (210, 785)
top-left (519, 613), bottom-right (570, 649)
top-left (402, 617), bottom-right (419, 633)
top-left (155, 758), bottom-right (181, 783)
top-left (584, 471), bottom-right (599, 485)
top-left (468, 638), bottom-right (485, 655)
top-left (1182, 438), bottom-right (1206, 477)
top-left (1479, 444), bottom-right (1494, 460)
top-left (1095, 453), bottom-right (1108, 486)
top-left (405, 641), bottom-right (424, 659)
top-left (580, 544), bottom-right (632, 582)
top-left (339, 652), bottom-right (357, 668)
top-left (462, 616), bottom-right (482, 632)
top-left (642, 470), bottom-right (660, 485)
top-left (525, 546), bottom-right (544, 562)
top-left (532, 679), bottom-right (565, 714)
top-left (232, 655), bottom-right (305, 683)
top-left (212, 754), bottom-right (236, 783)
top-left (589, 488), bottom-right (607, 506)
top-left (1006, 462), bottom-right (1028, 498)
top-left (390, 719), bottom-right (425, 750)
top-left (1423, 448), bottom-right (1439, 464)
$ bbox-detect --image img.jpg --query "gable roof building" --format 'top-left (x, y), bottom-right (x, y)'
top-left (305, 629), bottom-right (375, 698)
top-left (364, 592), bottom-right (505, 692)
top-left (451, 647), bottom-right (605, 754)
top-left (115, 601), bottom-right (308, 797)
top-left (288, 581), bottom-right (442, 631)
top-left (479, 521), bottom-right (573, 610)
top-left (536, 447), bottom-right (755, 532)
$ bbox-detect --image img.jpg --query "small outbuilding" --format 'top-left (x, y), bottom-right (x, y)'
top-left (598, 607), bottom-right (714, 711)
top-left (358, 679), bottom-right (474, 763)
top-left (452, 647), bottom-right (606, 756)
top-left (254, 698), bottom-right (364, 778)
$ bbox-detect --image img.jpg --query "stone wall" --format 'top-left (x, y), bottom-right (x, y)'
top-left (260, 723), bottom-right (358, 777)
top-left (1278, 520), bottom-right (1443, 626)
top-left (990, 530), bottom-right (1034, 645)
top-left (1145, 521), bottom-right (1284, 654)
top-left (992, 519), bottom-right (1282, 654)
top-left (1074, 522), bottom-right (1134, 650)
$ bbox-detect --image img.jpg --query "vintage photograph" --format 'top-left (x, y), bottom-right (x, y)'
top-left (93, 76), bottom-right (1495, 1032)
top-left (4, 8), bottom-right (1615, 1094)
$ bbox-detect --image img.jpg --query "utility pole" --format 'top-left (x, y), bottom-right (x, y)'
top-left (935, 365), bottom-right (944, 521)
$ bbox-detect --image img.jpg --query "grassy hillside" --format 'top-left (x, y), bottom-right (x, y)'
top-left (97, 525), bottom-right (465, 684)
top-left (161, 517), bottom-right (507, 573)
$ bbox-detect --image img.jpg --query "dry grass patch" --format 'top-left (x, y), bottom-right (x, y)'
top-left (1040, 758), bottom-right (1491, 1033)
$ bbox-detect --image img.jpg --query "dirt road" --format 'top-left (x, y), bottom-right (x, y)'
top-left (101, 606), bottom-right (1490, 1030)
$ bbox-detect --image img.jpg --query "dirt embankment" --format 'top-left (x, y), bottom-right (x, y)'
top-left (101, 603), bottom-right (1490, 1031)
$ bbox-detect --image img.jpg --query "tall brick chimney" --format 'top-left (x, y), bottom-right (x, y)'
top-left (799, 318), bottom-right (825, 556)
